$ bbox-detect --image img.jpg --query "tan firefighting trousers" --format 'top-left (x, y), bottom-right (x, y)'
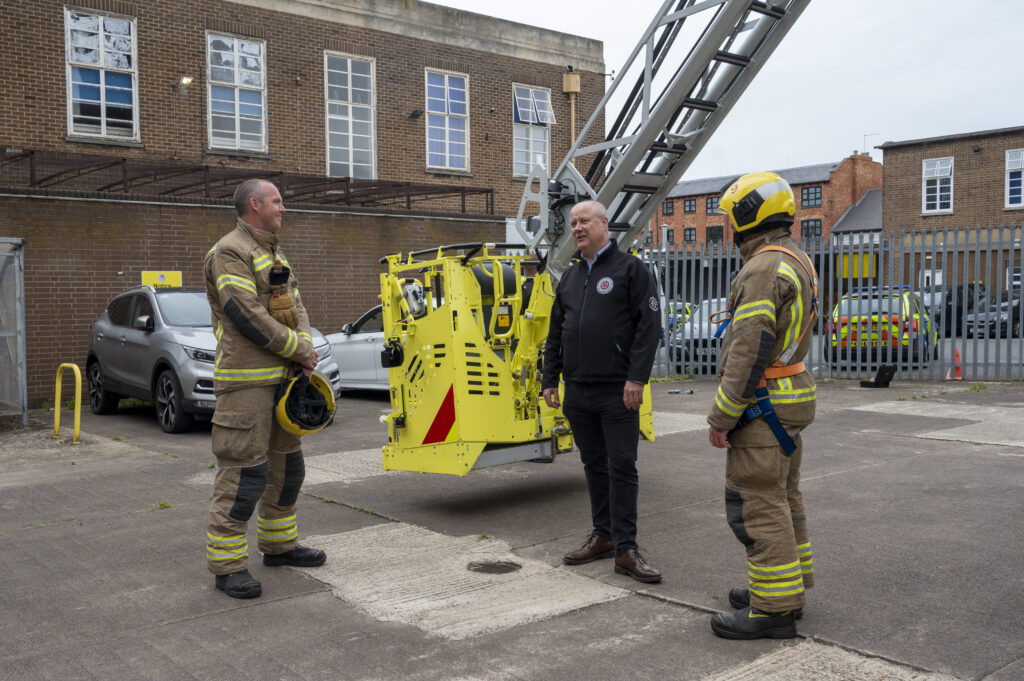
top-left (206, 384), bottom-right (305, 575)
top-left (725, 418), bottom-right (814, 612)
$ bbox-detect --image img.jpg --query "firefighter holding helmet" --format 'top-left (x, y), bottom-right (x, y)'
top-left (706, 172), bottom-right (817, 639)
top-left (203, 178), bottom-right (334, 600)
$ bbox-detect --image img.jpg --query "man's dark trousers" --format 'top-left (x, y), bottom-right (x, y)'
top-left (562, 380), bottom-right (639, 554)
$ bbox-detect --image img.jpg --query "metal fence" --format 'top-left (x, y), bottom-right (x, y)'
top-left (0, 237), bottom-right (27, 426)
top-left (647, 225), bottom-right (1023, 382)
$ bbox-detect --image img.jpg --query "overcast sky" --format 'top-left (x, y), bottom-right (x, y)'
top-left (428, 0), bottom-right (1023, 181)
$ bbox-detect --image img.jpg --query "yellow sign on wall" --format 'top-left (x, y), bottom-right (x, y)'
top-left (141, 271), bottom-right (182, 288)
top-left (838, 253), bottom-right (876, 278)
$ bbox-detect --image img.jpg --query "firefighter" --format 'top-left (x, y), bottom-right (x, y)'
top-left (203, 178), bottom-right (327, 599)
top-left (706, 172), bottom-right (817, 639)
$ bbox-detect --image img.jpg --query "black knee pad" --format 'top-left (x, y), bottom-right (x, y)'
top-left (725, 487), bottom-right (754, 549)
top-left (277, 450), bottom-right (305, 507)
top-left (228, 461), bottom-right (268, 522)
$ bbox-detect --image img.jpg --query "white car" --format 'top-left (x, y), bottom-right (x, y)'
top-left (326, 305), bottom-right (389, 390)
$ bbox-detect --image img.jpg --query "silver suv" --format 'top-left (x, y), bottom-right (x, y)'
top-left (86, 286), bottom-right (341, 432)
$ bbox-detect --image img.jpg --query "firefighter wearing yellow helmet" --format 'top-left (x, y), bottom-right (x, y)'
top-left (203, 178), bottom-right (329, 600)
top-left (706, 171), bottom-right (818, 640)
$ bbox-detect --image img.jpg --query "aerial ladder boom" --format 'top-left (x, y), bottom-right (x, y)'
top-left (514, 0), bottom-right (811, 281)
top-left (379, 0), bottom-right (810, 476)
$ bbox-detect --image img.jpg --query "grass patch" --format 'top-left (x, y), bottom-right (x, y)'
top-left (968, 381), bottom-right (987, 392)
top-left (146, 501), bottom-right (172, 511)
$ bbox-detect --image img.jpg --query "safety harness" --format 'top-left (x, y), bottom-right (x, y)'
top-left (714, 245), bottom-right (819, 455)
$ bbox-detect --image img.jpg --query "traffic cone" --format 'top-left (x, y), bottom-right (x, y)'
top-left (945, 348), bottom-right (963, 381)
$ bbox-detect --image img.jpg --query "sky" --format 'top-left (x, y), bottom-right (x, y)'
top-left (427, 0), bottom-right (1024, 181)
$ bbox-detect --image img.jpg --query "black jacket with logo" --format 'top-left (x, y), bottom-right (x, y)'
top-left (542, 241), bottom-right (661, 388)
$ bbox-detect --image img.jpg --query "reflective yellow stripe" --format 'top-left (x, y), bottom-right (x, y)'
top-left (778, 262), bottom-right (803, 349)
top-left (217, 274), bottom-right (257, 295)
top-left (207, 533), bottom-right (246, 546)
top-left (715, 386), bottom-right (747, 418)
top-left (215, 323), bottom-right (223, 342)
top-left (797, 541), bottom-right (812, 554)
top-left (257, 515), bottom-right (296, 529)
top-left (207, 245), bottom-right (216, 255)
top-left (733, 299), bottom-right (776, 324)
top-left (257, 515), bottom-right (297, 543)
top-left (278, 257), bottom-right (290, 268)
top-left (207, 533), bottom-right (248, 560)
top-left (767, 384), bottom-right (816, 404)
top-left (280, 329), bottom-right (298, 358)
top-left (748, 559), bottom-right (801, 578)
top-left (297, 332), bottom-right (311, 343)
top-left (253, 254), bottom-right (273, 271)
top-left (749, 577), bottom-right (805, 597)
top-left (214, 366), bottom-right (288, 381)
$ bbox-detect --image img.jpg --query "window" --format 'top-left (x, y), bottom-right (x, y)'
top-left (426, 70), bottom-right (469, 171)
top-left (683, 227), bottom-right (696, 242)
top-left (107, 296), bottom-right (132, 326)
top-left (207, 33), bottom-right (266, 152)
top-left (707, 225), bottom-right (723, 244)
top-left (665, 229), bottom-right (675, 243)
top-left (662, 200), bottom-right (674, 216)
top-left (131, 295), bottom-right (154, 328)
top-left (683, 199), bottom-right (696, 213)
top-left (922, 157), bottom-right (953, 213)
top-left (801, 185), bottom-right (822, 207)
top-left (801, 219), bottom-right (822, 241)
top-left (706, 197), bottom-right (719, 214)
top-left (64, 9), bottom-right (138, 140)
top-left (513, 84), bottom-right (553, 176)
top-left (1007, 150), bottom-right (1023, 208)
top-left (325, 53), bottom-right (375, 179)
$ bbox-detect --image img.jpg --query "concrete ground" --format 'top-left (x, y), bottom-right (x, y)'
top-left (1, 377), bottom-right (1022, 680)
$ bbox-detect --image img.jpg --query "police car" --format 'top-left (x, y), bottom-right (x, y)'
top-left (824, 286), bottom-right (939, 367)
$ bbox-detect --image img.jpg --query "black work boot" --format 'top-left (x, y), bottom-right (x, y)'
top-left (215, 569), bottom-right (262, 599)
top-left (711, 606), bottom-right (797, 640)
top-left (263, 545), bottom-right (327, 567)
top-left (728, 587), bottom-right (803, 619)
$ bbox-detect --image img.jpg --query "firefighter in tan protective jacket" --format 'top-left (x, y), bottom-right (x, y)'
top-left (203, 178), bottom-right (327, 600)
top-left (706, 172), bottom-right (817, 640)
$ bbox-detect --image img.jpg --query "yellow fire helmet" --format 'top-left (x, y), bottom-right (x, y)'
top-left (717, 171), bottom-right (795, 233)
top-left (274, 372), bottom-right (337, 437)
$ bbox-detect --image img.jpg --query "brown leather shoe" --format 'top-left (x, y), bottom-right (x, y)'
top-left (614, 549), bottom-right (662, 583)
top-left (563, 533), bottom-right (615, 565)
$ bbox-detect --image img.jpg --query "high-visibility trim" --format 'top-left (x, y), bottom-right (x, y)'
top-left (214, 366), bottom-right (288, 381)
top-left (766, 384), bottom-right (816, 404)
top-left (257, 515), bottom-right (297, 543)
top-left (207, 533), bottom-right (248, 561)
top-left (217, 274), bottom-right (257, 296)
top-left (716, 385), bottom-right (747, 418)
top-left (215, 323), bottom-right (223, 342)
top-left (748, 559), bottom-right (801, 577)
top-left (207, 245), bottom-right (216, 256)
top-left (749, 577), bottom-right (805, 597)
top-left (278, 257), bottom-right (290, 268)
top-left (797, 541), bottom-right (812, 555)
top-left (733, 300), bottom-right (776, 325)
top-left (279, 328), bottom-right (298, 358)
top-left (778, 261), bottom-right (803, 349)
top-left (253, 254), bottom-right (273, 272)
top-left (297, 331), bottom-right (312, 343)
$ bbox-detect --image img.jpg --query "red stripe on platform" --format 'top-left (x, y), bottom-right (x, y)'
top-left (421, 385), bottom-right (456, 445)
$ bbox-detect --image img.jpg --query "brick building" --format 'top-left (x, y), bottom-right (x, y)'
top-left (877, 126), bottom-right (1024, 233)
top-left (648, 153), bottom-right (882, 249)
top-left (0, 0), bottom-right (605, 403)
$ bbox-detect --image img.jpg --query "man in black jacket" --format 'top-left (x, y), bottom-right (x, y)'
top-left (542, 200), bottom-right (662, 582)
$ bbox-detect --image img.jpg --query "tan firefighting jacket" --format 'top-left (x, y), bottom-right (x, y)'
top-left (204, 217), bottom-right (313, 394)
top-left (707, 226), bottom-right (816, 433)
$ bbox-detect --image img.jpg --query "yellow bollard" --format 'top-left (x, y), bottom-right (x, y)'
top-left (53, 363), bottom-right (82, 445)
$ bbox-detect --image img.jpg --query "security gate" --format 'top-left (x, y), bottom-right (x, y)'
top-left (0, 237), bottom-right (27, 427)
top-left (648, 224), bottom-right (1023, 382)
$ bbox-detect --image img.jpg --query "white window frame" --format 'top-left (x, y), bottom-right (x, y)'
top-left (424, 69), bottom-right (470, 172)
top-left (922, 157), bottom-right (954, 214)
top-left (64, 8), bottom-right (139, 141)
top-left (1006, 149), bottom-right (1024, 209)
top-left (512, 83), bottom-right (554, 177)
top-left (206, 31), bottom-right (267, 153)
top-left (324, 51), bottom-right (376, 180)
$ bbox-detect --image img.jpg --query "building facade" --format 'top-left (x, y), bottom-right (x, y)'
top-left (877, 126), bottom-right (1024, 233)
top-left (0, 0), bottom-right (605, 403)
top-left (649, 153), bottom-right (882, 249)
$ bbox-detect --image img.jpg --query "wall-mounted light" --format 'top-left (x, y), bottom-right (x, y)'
top-left (409, 108), bottom-right (424, 119)
top-left (971, 144), bottom-right (982, 152)
top-left (176, 75), bottom-right (194, 95)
